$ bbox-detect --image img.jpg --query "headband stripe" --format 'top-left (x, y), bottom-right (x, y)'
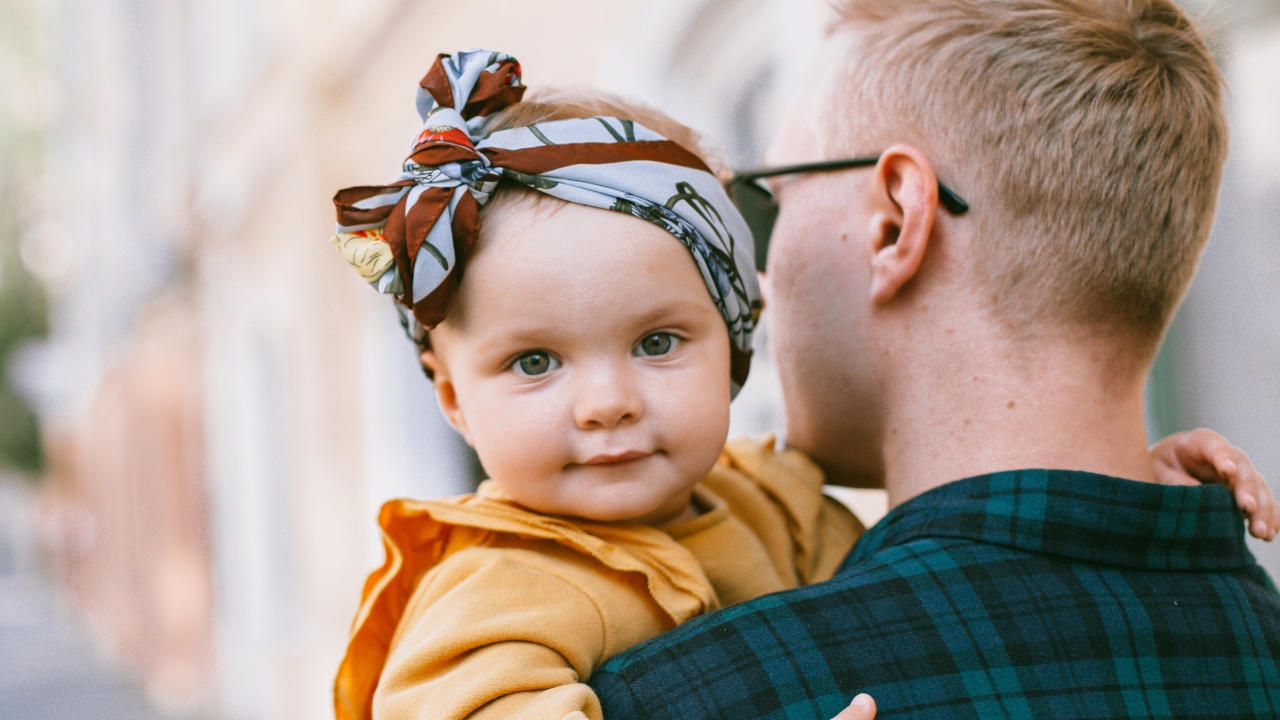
top-left (334, 184), bottom-right (413, 228)
top-left (404, 189), bottom-right (451, 267)
top-left (482, 140), bottom-right (710, 176)
top-left (380, 200), bottom-right (410, 287)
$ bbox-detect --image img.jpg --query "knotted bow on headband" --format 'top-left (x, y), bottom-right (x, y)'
top-left (331, 49), bottom-right (762, 393)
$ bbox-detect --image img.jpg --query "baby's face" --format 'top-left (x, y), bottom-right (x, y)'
top-left (426, 198), bottom-right (732, 525)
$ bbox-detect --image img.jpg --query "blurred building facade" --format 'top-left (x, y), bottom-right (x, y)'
top-left (3, 0), bottom-right (1278, 718)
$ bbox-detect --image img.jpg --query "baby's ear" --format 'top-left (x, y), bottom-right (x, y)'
top-left (421, 350), bottom-right (475, 446)
top-left (419, 349), bottom-right (444, 378)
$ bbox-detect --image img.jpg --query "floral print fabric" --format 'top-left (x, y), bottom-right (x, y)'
top-left (331, 49), bottom-right (761, 392)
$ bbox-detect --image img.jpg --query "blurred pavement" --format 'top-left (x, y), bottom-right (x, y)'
top-left (0, 478), bottom-right (165, 720)
top-left (0, 576), bottom-right (165, 720)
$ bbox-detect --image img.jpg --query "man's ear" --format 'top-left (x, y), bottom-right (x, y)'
top-left (865, 144), bottom-right (939, 305)
top-left (420, 349), bottom-right (475, 447)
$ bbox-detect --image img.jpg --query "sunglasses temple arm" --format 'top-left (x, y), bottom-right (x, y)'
top-left (937, 181), bottom-right (969, 215)
top-left (728, 161), bottom-right (968, 218)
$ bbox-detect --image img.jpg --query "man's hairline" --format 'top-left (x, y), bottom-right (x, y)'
top-left (792, 30), bottom-right (1164, 368)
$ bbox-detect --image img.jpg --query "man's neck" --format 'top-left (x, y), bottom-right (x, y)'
top-left (879, 327), bottom-right (1156, 509)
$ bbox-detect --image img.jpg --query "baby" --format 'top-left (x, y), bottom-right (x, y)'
top-left (329, 50), bottom-right (1278, 720)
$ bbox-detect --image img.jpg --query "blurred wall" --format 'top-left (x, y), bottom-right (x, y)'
top-left (5, 0), bottom-right (1278, 718)
top-left (38, 301), bottom-right (213, 713)
top-left (1164, 7), bottom-right (1280, 582)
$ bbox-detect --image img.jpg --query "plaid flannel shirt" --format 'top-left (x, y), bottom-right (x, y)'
top-left (589, 469), bottom-right (1280, 719)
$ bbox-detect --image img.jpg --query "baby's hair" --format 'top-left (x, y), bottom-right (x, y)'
top-left (823, 0), bottom-right (1226, 350)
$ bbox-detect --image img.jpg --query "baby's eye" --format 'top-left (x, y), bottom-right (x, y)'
top-left (634, 333), bottom-right (678, 358)
top-left (512, 351), bottom-right (560, 377)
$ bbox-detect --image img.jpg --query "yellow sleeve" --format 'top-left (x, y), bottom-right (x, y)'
top-left (372, 546), bottom-right (607, 720)
top-left (709, 436), bottom-right (865, 587)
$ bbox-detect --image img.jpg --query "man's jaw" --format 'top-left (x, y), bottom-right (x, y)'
top-left (795, 434), bottom-right (886, 490)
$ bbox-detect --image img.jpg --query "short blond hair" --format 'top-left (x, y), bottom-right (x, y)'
top-left (826, 0), bottom-right (1227, 346)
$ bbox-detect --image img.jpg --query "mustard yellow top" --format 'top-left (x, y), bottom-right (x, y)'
top-left (334, 436), bottom-right (864, 720)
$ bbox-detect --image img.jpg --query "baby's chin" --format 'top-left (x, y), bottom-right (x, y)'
top-left (572, 495), bottom-right (683, 525)
top-left (514, 466), bottom-right (697, 525)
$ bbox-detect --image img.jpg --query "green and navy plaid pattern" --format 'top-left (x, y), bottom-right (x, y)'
top-left (589, 470), bottom-right (1280, 719)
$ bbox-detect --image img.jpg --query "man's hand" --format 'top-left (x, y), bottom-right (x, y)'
top-left (1151, 429), bottom-right (1279, 541)
top-left (829, 694), bottom-right (876, 720)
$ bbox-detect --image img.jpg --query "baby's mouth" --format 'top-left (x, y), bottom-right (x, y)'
top-left (578, 450), bottom-right (652, 466)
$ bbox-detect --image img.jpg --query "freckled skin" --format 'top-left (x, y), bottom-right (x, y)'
top-left (423, 199), bottom-right (733, 526)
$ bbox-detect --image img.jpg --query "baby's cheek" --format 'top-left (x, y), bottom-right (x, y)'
top-left (650, 366), bottom-right (732, 478)
top-left (473, 389), bottom-right (571, 487)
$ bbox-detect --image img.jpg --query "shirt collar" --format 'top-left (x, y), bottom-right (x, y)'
top-left (842, 469), bottom-right (1254, 573)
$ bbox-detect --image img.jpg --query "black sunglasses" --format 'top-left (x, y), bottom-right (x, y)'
top-left (724, 156), bottom-right (970, 272)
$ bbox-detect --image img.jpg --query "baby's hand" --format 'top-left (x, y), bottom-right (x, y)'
top-left (829, 694), bottom-right (876, 720)
top-left (1150, 429), bottom-right (1279, 541)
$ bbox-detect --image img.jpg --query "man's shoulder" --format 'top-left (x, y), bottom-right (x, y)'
top-left (590, 533), bottom-right (993, 716)
top-left (601, 530), bottom-right (996, 654)
top-left (590, 520), bottom-right (1280, 719)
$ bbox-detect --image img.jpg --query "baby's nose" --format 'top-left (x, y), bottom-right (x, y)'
top-left (573, 366), bottom-right (644, 430)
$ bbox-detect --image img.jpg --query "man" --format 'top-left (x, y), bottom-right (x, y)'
top-left (589, 0), bottom-right (1280, 716)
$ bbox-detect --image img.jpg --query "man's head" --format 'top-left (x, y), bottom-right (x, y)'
top-left (765, 0), bottom-right (1227, 485)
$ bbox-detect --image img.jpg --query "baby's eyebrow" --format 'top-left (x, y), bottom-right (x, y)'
top-left (483, 325), bottom-right (562, 347)
top-left (473, 299), bottom-right (712, 350)
top-left (627, 299), bottom-right (711, 329)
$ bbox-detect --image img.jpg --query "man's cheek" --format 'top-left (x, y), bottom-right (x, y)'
top-left (771, 241), bottom-right (836, 323)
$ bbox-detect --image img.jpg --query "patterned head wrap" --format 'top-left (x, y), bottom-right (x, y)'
top-left (331, 49), bottom-right (762, 394)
